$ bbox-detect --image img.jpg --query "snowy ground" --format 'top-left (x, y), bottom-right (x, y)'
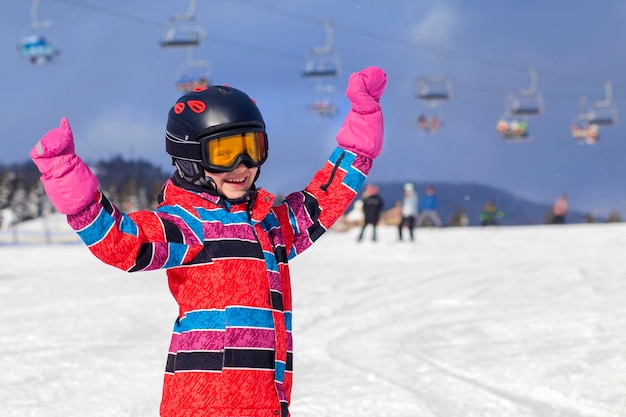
top-left (2, 216), bottom-right (626, 417)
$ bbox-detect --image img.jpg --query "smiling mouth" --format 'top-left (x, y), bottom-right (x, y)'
top-left (225, 177), bottom-right (247, 185)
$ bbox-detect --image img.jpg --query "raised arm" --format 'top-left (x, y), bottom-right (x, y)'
top-left (31, 118), bottom-right (204, 271)
top-left (274, 66), bottom-right (387, 257)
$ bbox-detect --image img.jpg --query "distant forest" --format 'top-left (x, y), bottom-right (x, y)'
top-left (0, 157), bottom-right (169, 226)
top-left (0, 156), bottom-right (622, 227)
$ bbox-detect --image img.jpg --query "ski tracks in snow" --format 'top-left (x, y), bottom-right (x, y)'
top-left (290, 225), bottom-right (626, 417)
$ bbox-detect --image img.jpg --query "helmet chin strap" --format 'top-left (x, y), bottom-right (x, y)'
top-left (173, 159), bottom-right (262, 205)
top-left (173, 159), bottom-right (216, 189)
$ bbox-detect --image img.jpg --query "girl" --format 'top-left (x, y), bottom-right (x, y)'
top-left (30, 67), bottom-right (386, 417)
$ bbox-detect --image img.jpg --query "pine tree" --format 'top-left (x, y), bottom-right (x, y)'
top-left (606, 209), bottom-right (623, 223)
top-left (149, 180), bottom-right (164, 209)
top-left (0, 170), bottom-right (15, 209)
top-left (23, 181), bottom-right (44, 221)
top-left (9, 179), bottom-right (27, 222)
top-left (120, 178), bottom-right (138, 212)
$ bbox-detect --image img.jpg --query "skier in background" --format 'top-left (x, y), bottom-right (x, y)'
top-left (398, 182), bottom-right (418, 241)
top-left (550, 193), bottom-right (569, 224)
top-left (480, 199), bottom-right (504, 226)
top-left (417, 185), bottom-right (442, 227)
top-left (358, 183), bottom-right (384, 242)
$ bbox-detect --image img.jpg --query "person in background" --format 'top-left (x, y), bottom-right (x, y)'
top-left (417, 185), bottom-right (442, 227)
top-left (551, 193), bottom-right (569, 224)
top-left (358, 183), bottom-right (384, 242)
top-left (30, 67), bottom-right (387, 417)
top-left (480, 199), bottom-right (504, 226)
top-left (398, 182), bottom-right (418, 241)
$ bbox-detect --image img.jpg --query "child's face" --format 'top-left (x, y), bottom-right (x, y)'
top-left (206, 164), bottom-right (259, 200)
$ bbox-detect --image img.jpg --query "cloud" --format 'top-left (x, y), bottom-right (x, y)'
top-left (411, 3), bottom-right (458, 46)
top-left (79, 105), bottom-right (169, 169)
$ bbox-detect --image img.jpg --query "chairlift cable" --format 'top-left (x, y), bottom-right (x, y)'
top-left (48, 0), bottom-right (161, 27)
top-left (223, 0), bottom-right (616, 89)
top-left (46, 0), bottom-right (623, 99)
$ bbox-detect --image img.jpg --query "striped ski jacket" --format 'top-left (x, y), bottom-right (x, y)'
top-left (67, 147), bottom-right (371, 417)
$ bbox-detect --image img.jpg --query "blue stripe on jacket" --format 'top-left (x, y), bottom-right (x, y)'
top-left (263, 251), bottom-right (279, 273)
top-left (77, 207), bottom-right (115, 246)
top-left (175, 307), bottom-right (276, 333)
top-left (119, 214), bottom-right (139, 236)
top-left (195, 207), bottom-right (250, 224)
top-left (164, 243), bottom-right (189, 268)
top-left (156, 205), bottom-right (204, 240)
top-left (329, 149), bottom-right (366, 193)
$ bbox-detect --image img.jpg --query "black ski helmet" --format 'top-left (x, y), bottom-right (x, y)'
top-left (165, 85), bottom-right (268, 183)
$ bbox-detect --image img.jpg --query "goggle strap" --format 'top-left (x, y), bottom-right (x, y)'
top-left (193, 121), bottom-right (265, 140)
top-left (166, 134), bottom-right (203, 163)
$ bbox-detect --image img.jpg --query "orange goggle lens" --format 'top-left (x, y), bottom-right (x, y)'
top-left (204, 131), bottom-right (266, 169)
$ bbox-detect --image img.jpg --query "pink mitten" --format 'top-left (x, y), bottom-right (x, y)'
top-left (30, 117), bottom-right (99, 215)
top-left (335, 66), bottom-right (387, 159)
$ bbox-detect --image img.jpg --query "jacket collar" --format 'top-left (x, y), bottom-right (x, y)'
top-left (159, 178), bottom-right (274, 223)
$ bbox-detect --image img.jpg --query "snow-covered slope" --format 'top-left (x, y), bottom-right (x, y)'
top-left (2, 222), bottom-right (625, 417)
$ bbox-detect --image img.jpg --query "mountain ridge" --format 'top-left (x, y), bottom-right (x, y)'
top-left (361, 181), bottom-right (593, 226)
top-left (2, 158), bottom-right (607, 226)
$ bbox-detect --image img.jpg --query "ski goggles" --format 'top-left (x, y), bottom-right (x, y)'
top-left (199, 131), bottom-right (268, 172)
top-left (166, 128), bottom-right (268, 172)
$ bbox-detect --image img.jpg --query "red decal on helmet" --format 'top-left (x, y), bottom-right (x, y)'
top-left (174, 102), bottom-right (185, 114)
top-left (188, 100), bottom-right (206, 114)
top-left (250, 98), bottom-right (257, 105)
top-left (193, 86), bottom-right (208, 92)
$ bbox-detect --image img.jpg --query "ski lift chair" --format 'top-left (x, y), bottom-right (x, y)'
top-left (18, 17), bottom-right (60, 66)
top-left (176, 74), bottom-right (211, 93)
top-left (18, 33), bottom-right (59, 65)
top-left (161, 18), bottom-right (202, 48)
top-left (587, 105), bottom-right (618, 126)
top-left (571, 120), bottom-right (599, 145)
top-left (587, 81), bottom-right (618, 126)
top-left (415, 49), bottom-right (453, 102)
top-left (505, 67), bottom-right (544, 117)
top-left (506, 91), bottom-right (544, 116)
top-left (161, 0), bottom-right (202, 47)
top-left (302, 48), bottom-right (341, 78)
top-left (570, 96), bottom-right (600, 144)
top-left (308, 100), bottom-right (338, 118)
top-left (18, 1), bottom-right (60, 66)
top-left (415, 77), bottom-right (452, 102)
top-left (496, 117), bottom-right (531, 142)
top-left (302, 20), bottom-right (340, 78)
top-left (417, 114), bottom-right (442, 133)
top-left (175, 59), bottom-right (211, 93)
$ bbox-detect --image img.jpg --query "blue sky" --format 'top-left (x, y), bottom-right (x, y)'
top-left (2, 0), bottom-right (625, 213)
